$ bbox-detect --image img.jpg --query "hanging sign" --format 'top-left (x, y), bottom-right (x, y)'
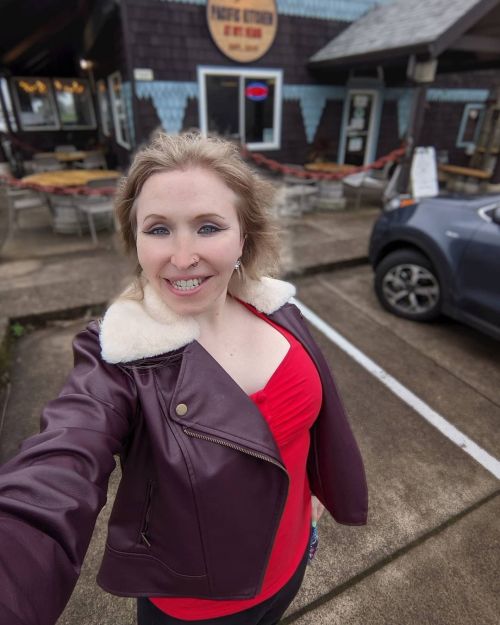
top-left (207, 0), bottom-right (278, 63)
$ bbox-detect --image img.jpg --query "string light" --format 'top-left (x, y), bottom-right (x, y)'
top-left (18, 79), bottom-right (48, 94)
top-left (53, 79), bottom-right (85, 95)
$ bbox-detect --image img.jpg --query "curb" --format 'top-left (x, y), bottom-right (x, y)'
top-left (0, 256), bottom-right (369, 382)
top-left (282, 256), bottom-right (369, 281)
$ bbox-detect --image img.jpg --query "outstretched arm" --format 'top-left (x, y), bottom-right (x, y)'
top-left (0, 324), bottom-right (136, 625)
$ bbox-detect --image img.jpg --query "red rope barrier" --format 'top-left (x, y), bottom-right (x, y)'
top-left (1, 143), bottom-right (405, 196)
top-left (241, 145), bottom-right (406, 181)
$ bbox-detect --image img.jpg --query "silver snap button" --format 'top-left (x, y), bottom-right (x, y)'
top-left (175, 403), bottom-right (188, 417)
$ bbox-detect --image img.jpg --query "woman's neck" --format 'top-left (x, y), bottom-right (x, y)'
top-left (194, 292), bottom-right (238, 340)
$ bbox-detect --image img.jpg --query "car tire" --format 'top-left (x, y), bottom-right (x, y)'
top-left (374, 249), bottom-right (441, 321)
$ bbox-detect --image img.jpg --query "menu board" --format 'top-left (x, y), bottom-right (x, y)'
top-left (410, 147), bottom-right (439, 198)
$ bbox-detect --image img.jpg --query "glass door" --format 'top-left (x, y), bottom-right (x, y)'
top-left (341, 90), bottom-right (378, 166)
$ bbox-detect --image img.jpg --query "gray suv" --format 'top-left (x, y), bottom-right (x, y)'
top-left (369, 195), bottom-right (500, 340)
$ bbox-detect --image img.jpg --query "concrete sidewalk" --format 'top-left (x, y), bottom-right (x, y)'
top-left (0, 204), bottom-right (378, 322)
top-left (0, 202), bottom-right (380, 625)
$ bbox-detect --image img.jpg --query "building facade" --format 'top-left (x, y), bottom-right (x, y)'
top-left (2, 0), bottom-right (497, 173)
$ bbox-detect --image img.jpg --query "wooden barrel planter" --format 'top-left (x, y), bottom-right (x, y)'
top-left (314, 180), bottom-right (346, 211)
top-left (47, 194), bottom-right (112, 235)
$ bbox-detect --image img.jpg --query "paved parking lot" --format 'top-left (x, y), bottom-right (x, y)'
top-left (285, 266), bottom-right (500, 624)
top-left (1, 263), bottom-right (498, 625)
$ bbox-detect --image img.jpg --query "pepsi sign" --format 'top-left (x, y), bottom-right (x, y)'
top-left (245, 82), bottom-right (269, 101)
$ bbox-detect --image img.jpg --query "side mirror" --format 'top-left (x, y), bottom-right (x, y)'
top-left (493, 206), bottom-right (500, 225)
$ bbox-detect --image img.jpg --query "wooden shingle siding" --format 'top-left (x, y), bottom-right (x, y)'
top-left (376, 101), bottom-right (400, 160)
top-left (314, 100), bottom-right (344, 161)
top-left (420, 102), bottom-right (470, 167)
top-left (124, 0), bottom-right (344, 84)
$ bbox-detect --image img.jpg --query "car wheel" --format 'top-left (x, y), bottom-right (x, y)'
top-left (374, 249), bottom-right (441, 321)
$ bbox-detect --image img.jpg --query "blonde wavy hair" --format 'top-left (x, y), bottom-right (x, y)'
top-left (115, 132), bottom-right (281, 294)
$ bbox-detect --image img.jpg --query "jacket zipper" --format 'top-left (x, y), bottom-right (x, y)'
top-left (140, 481), bottom-right (154, 548)
top-left (183, 428), bottom-right (287, 474)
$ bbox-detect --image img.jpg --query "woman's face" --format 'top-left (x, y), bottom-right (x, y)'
top-left (135, 166), bottom-right (244, 319)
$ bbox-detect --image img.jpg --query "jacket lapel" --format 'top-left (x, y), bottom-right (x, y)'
top-left (160, 340), bottom-right (285, 465)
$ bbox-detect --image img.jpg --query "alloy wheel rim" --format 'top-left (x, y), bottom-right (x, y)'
top-left (382, 263), bottom-right (440, 315)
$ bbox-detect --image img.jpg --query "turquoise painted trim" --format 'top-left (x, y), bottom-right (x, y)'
top-left (427, 89), bottom-right (489, 103)
top-left (385, 88), bottom-right (491, 138)
top-left (283, 85), bottom-right (344, 143)
top-left (160, 0), bottom-right (388, 22)
top-left (385, 87), bottom-right (490, 104)
top-left (135, 81), bottom-right (198, 134)
top-left (276, 0), bottom-right (389, 21)
top-left (457, 103), bottom-right (485, 149)
top-left (122, 81), bottom-right (135, 147)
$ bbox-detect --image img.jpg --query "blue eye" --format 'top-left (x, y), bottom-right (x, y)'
top-left (199, 224), bottom-right (221, 235)
top-left (146, 226), bottom-right (169, 236)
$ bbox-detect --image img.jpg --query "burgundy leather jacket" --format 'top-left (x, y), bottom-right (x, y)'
top-left (0, 277), bottom-right (367, 625)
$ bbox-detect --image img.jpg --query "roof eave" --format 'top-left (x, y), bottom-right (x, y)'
top-left (308, 43), bottom-right (433, 70)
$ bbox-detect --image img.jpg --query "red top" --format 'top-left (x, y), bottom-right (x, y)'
top-left (150, 305), bottom-right (323, 620)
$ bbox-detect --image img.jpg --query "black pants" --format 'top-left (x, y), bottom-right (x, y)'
top-left (137, 546), bottom-right (309, 625)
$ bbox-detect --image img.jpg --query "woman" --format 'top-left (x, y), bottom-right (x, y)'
top-left (0, 133), bottom-right (367, 625)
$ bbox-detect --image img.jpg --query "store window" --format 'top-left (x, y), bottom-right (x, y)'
top-left (108, 71), bottom-right (131, 149)
top-left (0, 78), bottom-right (17, 132)
top-left (53, 78), bottom-right (96, 129)
top-left (11, 77), bottom-right (59, 130)
top-left (457, 103), bottom-right (485, 148)
top-left (199, 67), bottom-right (282, 150)
top-left (97, 80), bottom-right (111, 137)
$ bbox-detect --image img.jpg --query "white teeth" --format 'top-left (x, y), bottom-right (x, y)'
top-left (170, 277), bottom-right (204, 291)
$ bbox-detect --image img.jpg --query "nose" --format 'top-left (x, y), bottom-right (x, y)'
top-left (170, 235), bottom-right (197, 270)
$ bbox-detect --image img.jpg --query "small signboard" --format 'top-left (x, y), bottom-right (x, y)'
top-left (134, 68), bottom-right (154, 81)
top-left (410, 146), bottom-right (439, 199)
top-left (207, 0), bottom-right (278, 63)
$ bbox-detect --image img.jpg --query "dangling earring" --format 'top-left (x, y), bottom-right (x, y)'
top-left (234, 258), bottom-right (242, 270)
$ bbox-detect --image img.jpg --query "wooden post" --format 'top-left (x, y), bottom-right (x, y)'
top-left (396, 57), bottom-right (437, 195)
top-left (396, 84), bottom-right (429, 194)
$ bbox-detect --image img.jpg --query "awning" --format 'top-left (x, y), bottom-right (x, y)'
top-left (309, 0), bottom-right (500, 72)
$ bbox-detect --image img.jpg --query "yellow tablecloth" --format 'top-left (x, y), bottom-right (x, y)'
top-left (35, 151), bottom-right (90, 163)
top-left (22, 169), bottom-right (121, 188)
top-left (304, 162), bottom-right (357, 174)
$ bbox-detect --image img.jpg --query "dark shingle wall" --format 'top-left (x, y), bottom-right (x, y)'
top-left (124, 0), bottom-right (344, 85)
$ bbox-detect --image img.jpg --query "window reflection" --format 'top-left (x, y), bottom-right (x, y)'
top-left (53, 79), bottom-right (96, 129)
top-left (12, 77), bottom-right (59, 130)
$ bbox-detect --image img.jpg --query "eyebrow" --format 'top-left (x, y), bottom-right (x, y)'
top-left (141, 212), bottom-right (228, 224)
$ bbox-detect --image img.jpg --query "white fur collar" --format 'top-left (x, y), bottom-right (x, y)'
top-left (100, 276), bottom-right (296, 363)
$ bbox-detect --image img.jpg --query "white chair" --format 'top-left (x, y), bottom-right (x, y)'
top-left (54, 144), bottom-right (77, 152)
top-left (342, 161), bottom-right (395, 208)
top-left (1, 182), bottom-right (48, 228)
top-left (74, 152), bottom-right (107, 169)
top-left (73, 178), bottom-right (117, 244)
top-left (32, 154), bottom-right (61, 173)
top-left (73, 196), bottom-right (115, 245)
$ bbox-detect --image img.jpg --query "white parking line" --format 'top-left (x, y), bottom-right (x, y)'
top-left (294, 298), bottom-right (500, 480)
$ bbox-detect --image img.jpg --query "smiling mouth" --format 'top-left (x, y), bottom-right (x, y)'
top-left (167, 277), bottom-right (207, 291)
